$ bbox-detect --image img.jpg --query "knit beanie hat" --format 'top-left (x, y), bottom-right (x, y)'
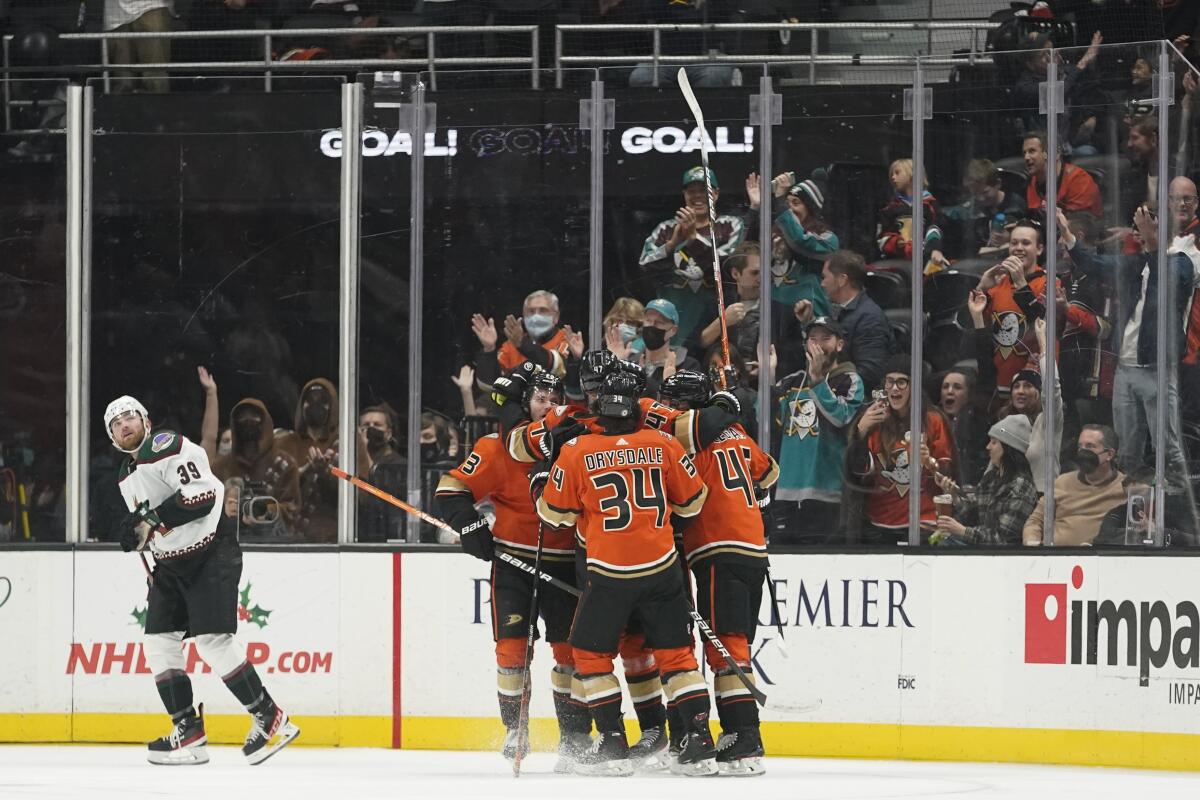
top-left (788, 178), bottom-right (825, 213)
top-left (1011, 366), bottom-right (1042, 393)
top-left (989, 414), bottom-right (1033, 455)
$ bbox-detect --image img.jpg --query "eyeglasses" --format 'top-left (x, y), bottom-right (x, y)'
top-left (883, 377), bottom-right (910, 390)
top-left (1170, 196), bottom-right (1198, 208)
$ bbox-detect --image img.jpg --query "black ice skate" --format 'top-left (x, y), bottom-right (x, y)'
top-left (147, 706), bottom-right (208, 766)
top-left (572, 728), bottom-right (633, 777)
top-left (715, 728), bottom-right (766, 777)
top-left (674, 712), bottom-right (718, 777)
top-left (501, 727), bottom-right (529, 761)
top-left (553, 731), bottom-right (592, 773)
top-left (628, 724), bottom-right (669, 772)
top-left (243, 700), bottom-right (300, 765)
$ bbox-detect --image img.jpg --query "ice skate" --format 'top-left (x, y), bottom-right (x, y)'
top-left (628, 724), bottom-right (669, 772)
top-left (554, 731), bottom-right (592, 773)
top-left (147, 706), bottom-right (208, 766)
top-left (501, 726), bottom-right (529, 761)
top-left (715, 728), bottom-right (766, 777)
top-left (572, 729), bottom-right (633, 777)
top-left (675, 712), bottom-right (718, 776)
top-left (243, 701), bottom-right (300, 765)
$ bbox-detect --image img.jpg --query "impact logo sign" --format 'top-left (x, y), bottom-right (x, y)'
top-left (1024, 565), bottom-right (1200, 686)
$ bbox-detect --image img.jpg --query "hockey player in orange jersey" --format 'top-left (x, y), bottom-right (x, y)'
top-left (659, 370), bottom-right (779, 776)
top-left (534, 370), bottom-right (721, 777)
top-left (434, 371), bottom-right (592, 771)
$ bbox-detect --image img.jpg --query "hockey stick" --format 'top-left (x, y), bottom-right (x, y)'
top-left (512, 523), bottom-right (545, 777)
top-left (677, 66), bottom-right (732, 390)
top-left (688, 603), bottom-right (768, 707)
top-left (330, 466), bottom-right (576, 596)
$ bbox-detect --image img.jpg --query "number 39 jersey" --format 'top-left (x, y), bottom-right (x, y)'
top-left (117, 430), bottom-right (225, 559)
top-left (682, 424), bottom-right (780, 568)
top-left (536, 428), bottom-right (707, 580)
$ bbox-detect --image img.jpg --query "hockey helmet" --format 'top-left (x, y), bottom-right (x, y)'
top-left (523, 369), bottom-right (564, 410)
top-left (580, 349), bottom-right (621, 394)
top-left (104, 395), bottom-right (151, 453)
top-left (595, 371), bottom-right (641, 420)
top-left (659, 369), bottom-right (713, 409)
top-left (618, 359), bottom-right (647, 394)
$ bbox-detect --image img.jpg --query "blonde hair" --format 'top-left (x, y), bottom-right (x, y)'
top-left (603, 297), bottom-right (645, 330)
top-left (890, 158), bottom-right (928, 190)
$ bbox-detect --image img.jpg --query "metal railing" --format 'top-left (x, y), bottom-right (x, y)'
top-left (2, 25), bottom-right (541, 92)
top-left (554, 21), bottom-right (1000, 87)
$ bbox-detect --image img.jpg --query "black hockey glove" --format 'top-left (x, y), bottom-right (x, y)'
top-left (528, 460), bottom-right (551, 502)
top-left (707, 389), bottom-right (742, 417)
top-left (537, 415), bottom-right (588, 463)
top-left (458, 515), bottom-right (494, 562)
top-left (115, 504), bottom-right (153, 553)
top-left (490, 361), bottom-right (537, 408)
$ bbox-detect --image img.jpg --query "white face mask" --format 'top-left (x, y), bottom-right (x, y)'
top-left (524, 313), bottom-right (554, 338)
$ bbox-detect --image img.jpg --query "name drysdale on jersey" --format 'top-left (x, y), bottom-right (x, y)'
top-left (582, 447), bottom-right (666, 472)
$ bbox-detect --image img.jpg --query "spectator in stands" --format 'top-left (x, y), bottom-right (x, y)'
top-left (471, 290), bottom-right (575, 392)
top-left (1053, 211), bottom-right (1111, 437)
top-left (1173, 177), bottom-right (1200, 418)
top-left (634, 298), bottom-right (700, 398)
top-left (1125, 116), bottom-right (1160, 219)
top-left (105, 0), bottom-right (171, 93)
top-left (197, 366), bottom-right (220, 463)
top-left (939, 159), bottom-right (1027, 259)
top-left (276, 378), bottom-right (367, 543)
top-left (1023, 425), bottom-right (1125, 546)
top-left (938, 368), bottom-right (988, 487)
top-left (700, 242), bottom-right (761, 364)
top-left (877, 158), bottom-right (945, 269)
top-left (795, 250), bottom-right (894, 393)
top-left (973, 220), bottom-right (1062, 402)
top-left (1093, 465), bottom-right (1194, 547)
top-left (1063, 204), bottom-right (1194, 489)
top-left (212, 398), bottom-right (302, 540)
top-left (640, 166), bottom-right (746, 350)
top-left (357, 403), bottom-right (406, 542)
top-left (1022, 131), bottom-right (1103, 219)
top-left (844, 355), bottom-right (956, 544)
top-left (601, 297), bottom-right (646, 360)
top-left (931, 414), bottom-right (1038, 546)
top-left (773, 316), bottom-right (864, 544)
top-left (1013, 32), bottom-right (1104, 155)
top-left (450, 365), bottom-right (479, 418)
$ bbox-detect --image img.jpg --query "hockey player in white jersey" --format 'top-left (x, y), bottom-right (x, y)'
top-left (106, 395), bottom-right (300, 766)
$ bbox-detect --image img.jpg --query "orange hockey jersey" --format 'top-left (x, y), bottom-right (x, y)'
top-left (683, 424), bottom-right (780, 567)
top-left (536, 428), bottom-right (707, 580)
top-left (436, 433), bottom-right (574, 559)
top-left (508, 398), bottom-right (699, 463)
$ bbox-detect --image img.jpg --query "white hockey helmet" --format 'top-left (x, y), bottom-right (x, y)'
top-left (104, 395), bottom-right (151, 453)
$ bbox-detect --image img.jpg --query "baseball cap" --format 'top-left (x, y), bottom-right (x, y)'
top-left (682, 166), bottom-right (718, 189)
top-left (805, 316), bottom-right (844, 337)
top-left (645, 298), bottom-right (680, 325)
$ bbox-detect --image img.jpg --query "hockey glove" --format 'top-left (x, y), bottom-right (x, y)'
top-left (707, 389), bottom-right (741, 417)
top-left (490, 361), bottom-right (537, 408)
top-left (528, 461), bottom-right (551, 502)
top-left (458, 515), bottom-right (495, 562)
top-left (537, 416), bottom-right (588, 463)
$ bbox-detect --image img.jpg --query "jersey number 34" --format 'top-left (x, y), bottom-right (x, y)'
top-left (590, 468), bottom-right (666, 532)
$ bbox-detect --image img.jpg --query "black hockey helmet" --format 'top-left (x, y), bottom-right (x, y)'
top-left (580, 349), bottom-right (621, 394)
top-left (595, 370), bottom-right (641, 420)
top-left (659, 369), bottom-right (712, 409)
top-left (523, 369), bottom-right (564, 411)
top-left (619, 358), bottom-right (647, 394)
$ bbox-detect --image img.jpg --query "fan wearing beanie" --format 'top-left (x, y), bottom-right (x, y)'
top-left (931, 415), bottom-right (1040, 546)
top-left (845, 354), bottom-right (956, 543)
top-left (746, 169), bottom-right (840, 309)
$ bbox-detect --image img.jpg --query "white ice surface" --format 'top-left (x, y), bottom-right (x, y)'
top-left (2, 746), bottom-right (1199, 800)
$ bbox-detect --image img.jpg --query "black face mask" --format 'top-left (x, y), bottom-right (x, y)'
top-left (303, 399), bottom-right (330, 427)
top-left (234, 420), bottom-right (262, 449)
top-left (421, 442), bottom-right (442, 462)
top-left (364, 427), bottom-right (388, 452)
top-left (642, 327), bottom-right (668, 350)
top-left (1076, 448), bottom-right (1101, 473)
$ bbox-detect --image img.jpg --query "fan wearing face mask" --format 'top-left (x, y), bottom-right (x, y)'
top-left (210, 398), bottom-right (302, 539)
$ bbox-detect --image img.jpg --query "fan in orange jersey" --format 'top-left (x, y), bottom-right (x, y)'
top-left (434, 371), bottom-right (591, 772)
top-left (659, 370), bottom-right (778, 776)
top-left (534, 370), bottom-right (721, 777)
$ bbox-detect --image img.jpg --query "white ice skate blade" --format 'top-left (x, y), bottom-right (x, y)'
top-left (246, 720), bottom-right (300, 766)
top-left (573, 758), bottom-right (633, 777)
top-left (717, 757), bottom-right (765, 777)
top-left (675, 757), bottom-right (719, 777)
top-left (147, 744), bottom-right (209, 766)
top-left (633, 752), bottom-right (670, 773)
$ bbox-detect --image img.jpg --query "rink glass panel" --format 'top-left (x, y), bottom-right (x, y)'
top-left (408, 69), bottom-right (594, 544)
top-left (770, 66), bottom-right (920, 548)
top-left (86, 76), bottom-right (345, 545)
top-left (0, 80), bottom-right (69, 543)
